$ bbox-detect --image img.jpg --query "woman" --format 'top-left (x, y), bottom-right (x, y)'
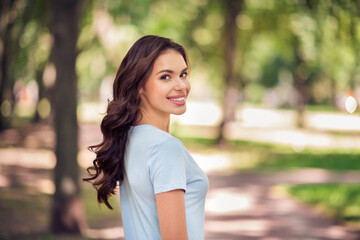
top-left (84, 35), bottom-right (209, 239)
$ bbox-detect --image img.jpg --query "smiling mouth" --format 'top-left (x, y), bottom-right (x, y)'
top-left (167, 96), bottom-right (186, 105)
top-left (167, 97), bottom-right (185, 102)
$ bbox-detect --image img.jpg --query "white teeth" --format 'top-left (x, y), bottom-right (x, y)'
top-left (168, 97), bottom-right (185, 101)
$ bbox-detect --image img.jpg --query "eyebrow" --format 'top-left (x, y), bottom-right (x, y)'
top-left (156, 67), bottom-right (188, 75)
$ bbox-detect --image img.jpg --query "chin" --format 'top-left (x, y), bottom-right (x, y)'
top-left (172, 106), bottom-right (187, 115)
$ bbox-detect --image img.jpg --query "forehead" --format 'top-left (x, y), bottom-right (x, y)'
top-left (153, 49), bottom-right (187, 70)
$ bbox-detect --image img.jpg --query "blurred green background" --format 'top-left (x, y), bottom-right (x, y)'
top-left (0, 0), bottom-right (360, 239)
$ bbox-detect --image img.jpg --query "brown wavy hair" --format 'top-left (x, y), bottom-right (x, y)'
top-left (83, 35), bottom-right (189, 209)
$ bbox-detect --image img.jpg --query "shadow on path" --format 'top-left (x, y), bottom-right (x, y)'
top-left (205, 171), bottom-right (360, 240)
top-left (1, 123), bottom-right (360, 239)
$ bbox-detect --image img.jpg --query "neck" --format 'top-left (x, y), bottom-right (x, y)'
top-left (136, 111), bottom-right (170, 133)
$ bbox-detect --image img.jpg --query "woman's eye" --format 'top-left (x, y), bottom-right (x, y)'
top-left (180, 72), bottom-right (188, 78)
top-left (160, 75), bottom-right (170, 80)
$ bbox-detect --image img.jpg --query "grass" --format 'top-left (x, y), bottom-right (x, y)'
top-left (0, 233), bottom-right (86, 240)
top-left (0, 187), bottom-right (51, 239)
top-left (176, 136), bottom-right (218, 149)
top-left (179, 137), bottom-right (360, 172)
top-left (181, 136), bottom-right (360, 229)
top-left (82, 183), bottom-right (122, 229)
top-left (281, 183), bottom-right (360, 229)
top-left (1, 135), bottom-right (359, 238)
top-left (0, 172), bottom-right (122, 240)
top-left (250, 150), bottom-right (360, 172)
top-left (305, 104), bottom-right (339, 112)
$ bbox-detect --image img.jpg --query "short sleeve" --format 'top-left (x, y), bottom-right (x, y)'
top-left (147, 138), bottom-right (187, 194)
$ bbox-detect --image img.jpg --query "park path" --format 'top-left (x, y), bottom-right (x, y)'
top-left (203, 169), bottom-right (360, 240)
top-left (1, 123), bottom-right (360, 239)
top-left (80, 123), bottom-right (360, 240)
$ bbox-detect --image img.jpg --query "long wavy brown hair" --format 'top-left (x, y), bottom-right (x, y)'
top-left (83, 35), bottom-right (189, 209)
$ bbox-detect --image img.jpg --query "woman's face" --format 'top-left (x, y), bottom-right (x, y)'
top-left (139, 49), bottom-right (191, 118)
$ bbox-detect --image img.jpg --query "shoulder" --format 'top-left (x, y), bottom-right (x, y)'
top-left (130, 124), bottom-right (184, 151)
top-left (129, 125), bottom-right (186, 165)
top-left (151, 134), bottom-right (185, 157)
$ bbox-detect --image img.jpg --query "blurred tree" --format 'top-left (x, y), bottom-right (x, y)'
top-left (0, 0), bottom-right (51, 130)
top-left (348, 0), bottom-right (360, 89)
top-left (0, 0), bottom-right (17, 130)
top-left (50, 0), bottom-right (86, 235)
top-left (2, 0), bottom-right (360, 144)
top-left (217, 0), bottom-right (244, 145)
top-left (309, 0), bottom-right (360, 107)
top-left (26, 0), bottom-right (51, 122)
top-left (293, 38), bottom-right (308, 127)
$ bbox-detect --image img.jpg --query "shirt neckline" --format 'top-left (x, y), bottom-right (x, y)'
top-left (131, 124), bottom-right (171, 135)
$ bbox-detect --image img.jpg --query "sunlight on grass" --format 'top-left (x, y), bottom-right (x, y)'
top-left (81, 184), bottom-right (122, 229)
top-left (179, 137), bottom-right (360, 172)
top-left (248, 147), bottom-right (360, 172)
top-left (0, 187), bottom-right (51, 239)
top-left (0, 176), bottom-right (122, 239)
top-left (1, 133), bottom-right (360, 239)
top-left (281, 183), bottom-right (360, 229)
top-left (81, 185), bottom-right (123, 239)
top-left (0, 148), bottom-right (55, 169)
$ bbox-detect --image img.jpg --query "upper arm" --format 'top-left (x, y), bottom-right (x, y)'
top-left (156, 189), bottom-right (188, 240)
top-left (148, 139), bottom-right (187, 194)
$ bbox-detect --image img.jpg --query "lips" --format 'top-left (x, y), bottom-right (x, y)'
top-left (167, 95), bottom-right (186, 105)
top-left (168, 97), bottom-right (185, 101)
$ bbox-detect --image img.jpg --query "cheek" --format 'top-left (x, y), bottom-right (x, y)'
top-left (144, 80), bottom-right (167, 99)
top-left (186, 80), bottom-right (191, 94)
top-left (143, 79), bottom-right (158, 94)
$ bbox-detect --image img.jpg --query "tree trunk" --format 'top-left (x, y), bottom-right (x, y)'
top-left (349, 3), bottom-right (359, 89)
top-left (217, 0), bottom-right (244, 146)
top-left (330, 78), bottom-right (337, 108)
top-left (294, 56), bottom-right (308, 128)
top-left (50, 0), bottom-right (85, 234)
top-left (0, 0), bottom-right (17, 131)
top-left (294, 76), bottom-right (307, 128)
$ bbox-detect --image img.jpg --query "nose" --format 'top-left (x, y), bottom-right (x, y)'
top-left (174, 77), bottom-right (187, 91)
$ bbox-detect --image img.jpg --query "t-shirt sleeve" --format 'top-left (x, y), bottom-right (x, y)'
top-left (147, 138), bottom-right (187, 194)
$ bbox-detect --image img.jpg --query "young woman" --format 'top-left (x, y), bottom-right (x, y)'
top-left (84, 35), bottom-right (209, 239)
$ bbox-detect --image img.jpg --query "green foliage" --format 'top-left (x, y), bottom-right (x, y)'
top-left (4, 0), bottom-right (360, 125)
top-left (283, 183), bottom-right (360, 227)
top-left (260, 56), bottom-right (287, 88)
top-left (10, 1), bottom-right (50, 84)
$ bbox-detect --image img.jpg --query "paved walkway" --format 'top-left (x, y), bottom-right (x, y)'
top-left (74, 124), bottom-right (360, 239)
top-left (83, 168), bottom-right (360, 240)
top-left (204, 170), bottom-right (360, 240)
top-left (2, 123), bottom-right (360, 239)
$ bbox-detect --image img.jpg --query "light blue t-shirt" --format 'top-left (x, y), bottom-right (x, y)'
top-left (120, 124), bottom-right (209, 239)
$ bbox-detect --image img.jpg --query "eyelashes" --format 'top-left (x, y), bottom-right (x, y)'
top-left (160, 72), bottom-right (188, 80)
top-left (180, 72), bottom-right (188, 78)
top-left (160, 75), bottom-right (170, 80)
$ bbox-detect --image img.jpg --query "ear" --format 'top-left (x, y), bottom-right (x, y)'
top-left (139, 87), bottom-right (144, 95)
